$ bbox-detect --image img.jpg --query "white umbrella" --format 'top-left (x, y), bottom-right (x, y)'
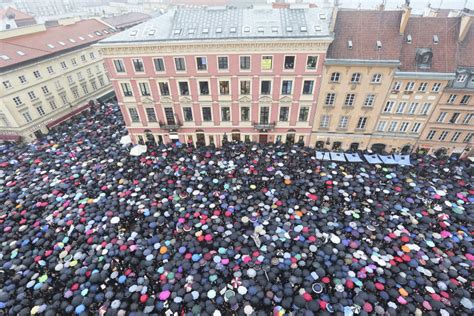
top-left (130, 145), bottom-right (147, 156)
top-left (120, 135), bottom-right (132, 145)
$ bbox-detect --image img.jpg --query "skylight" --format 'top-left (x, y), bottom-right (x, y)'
top-left (47, 44), bottom-right (55, 48)
top-left (315, 25), bottom-right (322, 32)
top-left (319, 13), bottom-right (326, 20)
top-left (103, 30), bottom-right (109, 34)
top-left (58, 41), bottom-right (66, 46)
top-left (78, 36), bottom-right (85, 40)
top-left (130, 30), bottom-right (138, 36)
top-left (286, 26), bottom-right (293, 32)
top-left (188, 28), bottom-right (195, 34)
top-left (216, 27), bottom-right (222, 33)
top-left (300, 26), bottom-right (307, 32)
top-left (271, 26), bottom-right (278, 33)
top-left (202, 28), bottom-right (209, 34)
top-left (433, 35), bottom-right (439, 44)
top-left (0, 55), bottom-right (10, 60)
top-left (230, 27), bottom-right (236, 33)
top-left (95, 31), bottom-right (102, 36)
top-left (174, 29), bottom-right (181, 35)
top-left (243, 26), bottom-right (250, 32)
top-left (69, 38), bottom-right (76, 43)
top-left (148, 29), bottom-right (156, 36)
top-left (258, 26), bottom-right (264, 33)
top-left (16, 51), bottom-right (25, 56)
top-left (88, 34), bottom-right (94, 38)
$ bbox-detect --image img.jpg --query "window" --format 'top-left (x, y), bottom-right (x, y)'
top-left (179, 82), bottom-right (189, 95)
top-left (61, 95), bottom-right (68, 105)
top-left (81, 55), bottom-right (86, 62)
top-left (19, 75), bottom-right (27, 84)
top-left (392, 81), bottom-right (401, 91)
top-left (153, 58), bottom-right (165, 72)
top-left (350, 73), bottom-right (361, 83)
top-left (71, 58), bottom-right (77, 66)
top-left (405, 81), bottom-right (415, 91)
top-left (325, 93), bottom-right (336, 106)
top-left (3, 80), bottom-right (12, 89)
top-left (240, 56), bottom-right (250, 70)
top-left (77, 72), bottom-right (83, 80)
top-left (259, 107), bottom-right (269, 124)
top-left (146, 108), bottom-right (157, 122)
top-left (139, 82), bottom-right (151, 96)
top-left (338, 116), bottom-right (349, 128)
top-left (407, 102), bottom-right (418, 115)
top-left (356, 117), bottom-right (367, 129)
top-left (284, 56), bottom-right (295, 70)
top-left (159, 82), bottom-right (170, 96)
top-left (388, 121), bottom-right (398, 132)
top-left (420, 103), bottom-right (431, 115)
top-left (306, 56), bottom-right (317, 70)
top-left (411, 122), bottom-right (421, 133)
top-left (98, 76), bottom-right (105, 87)
top-left (462, 113), bottom-right (473, 125)
top-left (456, 74), bottom-right (467, 82)
top-left (199, 81), bottom-right (209, 95)
top-left (221, 107), bottom-right (230, 121)
top-left (13, 96), bottom-right (23, 106)
top-left (279, 106), bottom-right (289, 121)
top-left (41, 86), bottom-right (50, 95)
top-left (432, 82), bottom-right (442, 92)
top-left (132, 59), bottom-right (144, 72)
top-left (86, 68), bottom-right (92, 77)
top-left (426, 130), bottom-right (436, 140)
top-left (37, 106), bottom-right (46, 116)
top-left (281, 80), bottom-right (292, 95)
top-left (121, 83), bottom-right (133, 97)
top-left (183, 107), bottom-right (193, 122)
top-left (371, 73), bottom-right (382, 83)
top-left (55, 81), bottom-right (62, 89)
top-left (437, 112), bottom-right (447, 122)
top-left (438, 131), bottom-right (449, 141)
top-left (241, 107), bottom-right (250, 121)
top-left (261, 56), bottom-right (272, 70)
top-left (364, 94), bottom-right (375, 107)
top-left (196, 57), bottom-right (207, 71)
top-left (376, 120), bottom-right (387, 132)
top-left (49, 100), bottom-right (57, 110)
top-left (298, 107), bottom-right (309, 121)
top-left (218, 56), bottom-right (228, 70)
top-left (175, 57), bottom-right (186, 71)
top-left (28, 91), bottom-right (37, 100)
top-left (344, 94), bottom-right (355, 107)
top-left (129, 108), bottom-right (140, 123)
top-left (60, 61), bottom-right (67, 70)
top-left (22, 112), bottom-right (32, 123)
top-left (449, 112), bottom-right (460, 124)
top-left (383, 101), bottom-right (395, 113)
top-left (320, 115), bottom-right (330, 128)
top-left (219, 81), bottom-right (230, 95)
top-left (89, 52), bottom-right (95, 59)
top-left (399, 122), bottom-right (409, 132)
top-left (464, 133), bottom-right (473, 143)
top-left (67, 75), bottom-right (73, 84)
top-left (47, 66), bottom-right (54, 74)
top-left (91, 81), bottom-right (97, 90)
top-left (460, 95), bottom-right (471, 105)
top-left (202, 107), bottom-right (212, 121)
top-left (71, 88), bottom-right (80, 99)
top-left (418, 82), bottom-right (428, 92)
top-left (451, 131), bottom-right (461, 142)
top-left (240, 80), bottom-right (250, 95)
top-left (447, 94), bottom-right (457, 104)
top-left (113, 60), bottom-right (125, 73)
top-left (302, 80), bottom-right (314, 95)
top-left (396, 102), bottom-right (407, 114)
top-left (261, 80), bottom-right (271, 95)
top-left (330, 72), bottom-right (340, 82)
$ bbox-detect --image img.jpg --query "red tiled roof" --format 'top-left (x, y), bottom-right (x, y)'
top-left (0, 7), bottom-right (34, 21)
top-left (0, 19), bottom-right (113, 70)
top-left (399, 16), bottom-right (460, 73)
top-left (103, 12), bottom-right (151, 29)
top-left (327, 10), bottom-right (404, 61)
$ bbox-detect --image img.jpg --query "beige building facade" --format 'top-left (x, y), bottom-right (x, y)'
top-left (0, 19), bottom-right (115, 142)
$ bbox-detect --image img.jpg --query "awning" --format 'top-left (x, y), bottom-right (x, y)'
top-left (97, 91), bottom-right (116, 103)
top-left (169, 134), bottom-right (179, 140)
top-left (0, 134), bottom-right (22, 141)
top-left (46, 103), bottom-right (90, 129)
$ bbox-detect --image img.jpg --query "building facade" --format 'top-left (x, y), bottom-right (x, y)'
top-left (99, 6), bottom-right (334, 146)
top-left (0, 19), bottom-right (115, 142)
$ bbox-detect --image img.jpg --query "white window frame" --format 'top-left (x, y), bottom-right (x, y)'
top-left (132, 58), bottom-right (145, 73)
top-left (239, 55), bottom-right (251, 71)
top-left (392, 81), bottom-right (401, 91)
top-left (418, 82), bottom-right (428, 92)
top-left (198, 80), bottom-right (211, 96)
top-left (344, 93), bottom-right (355, 106)
top-left (405, 81), bottom-right (415, 91)
top-left (218, 80), bottom-right (231, 95)
top-left (350, 73), bottom-right (361, 83)
top-left (383, 101), bottom-right (395, 113)
top-left (178, 80), bottom-right (190, 96)
top-left (356, 117), bottom-right (367, 129)
top-left (371, 73), bottom-right (382, 84)
top-left (432, 82), bottom-right (442, 92)
top-left (261, 55), bottom-right (273, 71)
top-left (420, 103), bottom-right (431, 115)
top-left (306, 55), bottom-right (318, 71)
top-left (438, 131), bottom-right (449, 141)
top-left (174, 57), bottom-right (186, 72)
top-left (113, 59), bottom-right (126, 73)
top-left (281, 79), bottom-right (293, 95)
top-left (196, 56), bottom-right (208, 72)
top-left (217, 55), bottom-right (229, 71)
top-left (399, 121), bottom-right (409, 132)
top-left (364, 94), bottom-right (375, 107)
top-left (426, 130), bottom-right (436, 140)
top-left (330, 72), bottom-right (340, 82)
top-left (325, 93), bottom-right (336, 106)
top-left (260, 79), bottom-right (272, 95)
top-left (283, 55), bottom-right (296, 71)
top-left (456, 74), bottom-right (467, 82)
top-left (376, 120), bottom-right (387, 132)
top-left (302, 80), bottom-right (314, 95)
top-left (395, 102), bottom-right (407, 114)
top-left (157, 81), bottom-right (171, 96)
top-left (387, 121), bottom-right (398, 132)
top-left (153, 57), bottom-right (165, 72)
top-left (451, 131), bottom-right (461, 142)
top-left (320, 115), bottom-right (330, 128)
top-left (338, 116), bottom-right (349, 128)
top-left (407, 102), bottom-right (418, 115)
top-left (220, 106), bottom-right (231, 122)
top-left (411, 122), bottom-right (421, 133)
top-left (436, 112), bottom-right (447, 123)
top-left (447, 94), bottom-right (457, 104)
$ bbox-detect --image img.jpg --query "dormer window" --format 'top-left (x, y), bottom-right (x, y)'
top-left (433, 35), bottom-right (439, 44)
top-left (376, 41), bottom-right (382, 50)
top-left (415, 48), bottom-right (433, 69)
top-left (348, 40), bottom-right (353, 49)
top-left (407, 34), bottom-right (412, 44)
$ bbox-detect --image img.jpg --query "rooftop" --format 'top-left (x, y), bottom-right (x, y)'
top-left (100, 6), bottom-right (333, 44)
top-left (0, 19), bottom-right (115, 71)
top-left (0, 7), bottom-right (35, 21)
top-left (103, 12), bottom-right (151, 29)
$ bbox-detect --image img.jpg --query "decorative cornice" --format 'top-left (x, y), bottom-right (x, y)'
top-left (325, 59), bottom-right (401, 67)
top-left (394, 71), bottom-right (456, 80)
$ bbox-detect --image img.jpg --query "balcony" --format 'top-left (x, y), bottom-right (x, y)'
top-left (159, 120), bottom-right (182, 131)
top-left (252, 121), bottom-right (275, 131)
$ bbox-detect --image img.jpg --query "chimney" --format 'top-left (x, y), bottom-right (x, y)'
top-left (459, 14), bottom-right (473, 42)
top-left (400, 5), bottom-right (412, 35)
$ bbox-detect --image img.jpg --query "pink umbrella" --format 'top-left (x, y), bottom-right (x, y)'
top-left (159, 290), bottom-right (170, 300)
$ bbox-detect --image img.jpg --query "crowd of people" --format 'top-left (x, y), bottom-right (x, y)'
top-left (0, 103), bottom-right (472, 315)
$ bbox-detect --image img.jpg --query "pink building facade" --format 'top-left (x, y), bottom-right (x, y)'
top-left (99, 7), bottom-right (334, 146)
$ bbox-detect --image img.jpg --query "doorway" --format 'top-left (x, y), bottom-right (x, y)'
top-left (286, 133), bottom-right (295, 145)
top-left (315, 141), bottom-right (325, 149)
top-left (34, 130), bottom-right (44, 139)
top-left (350, 142), bottom-right (359, 152)
top-left (259, 134), bottom-right (268, 144)
top-left (332, 141), bottom-right (342, 150)
top-left (196, 133), bottom-right (205, 146)
top-left (371, 143), bottom-right (386, 154)
top-left (232, 130), bottom-right (241, 142)
top-left (401, 145), bottom-right (411, 153)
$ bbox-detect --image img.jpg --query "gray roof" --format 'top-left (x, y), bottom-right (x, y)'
top-left (100, 6), bottom-right (333, 44)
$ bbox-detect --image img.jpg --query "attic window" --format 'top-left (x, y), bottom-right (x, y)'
top-left (16, 51), bottom-right (25, 56)
top-left (88, 34), bottom-right (94, 38)
top-left (103, 30), bottom-right (109, 34)
top-left (258, 27), bottom-right (264, 33)
top-left (315, 25), bottom-right (322, 32)
top-left (95, 31), bottom-right (102, 36)
top-left (58, 41), bottom-right (66, 46)
top-left (286, 26), bottom-right (293, 32)
top-left (407, 34), bottom-right (412, 44)
top-left (130, 30), bottom-right (138, 36)
top-left (47, 44), bottom-right (55, 48)
top-left (319, 13), bottom-right (326, 19)
top-left (433, 35), bottom-right (439, 44)
top-left (243, 26), bottom-right (250, 32)
top-left (1, 55), bottom-right (10, 60)
top-left (78, 36), bottom-right (85, 40)
top-left (271, 26), bottom-right (278, 33)
top-left (300, 26), bottom-right (307, 32)
top-left (376, 40), bottom-right (382, 50)
top-left (348, 40), bottom-right (353, 49)
top-left (216, 27), bottom-right (222, 33)
top-left (174, 29), bottom-right (181, 35)
top-left (148, 29), bottom-right (156, 36)
top-left (69, 38), bottom-right (76, 43)
top-left (230, 27), bottom-right (236, 33)
top-left (188, 28), bottom-right (195, 34)
top-left (202, 28), bottom-right (209, 34)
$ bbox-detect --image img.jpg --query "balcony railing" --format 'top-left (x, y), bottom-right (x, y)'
top-left (252, 121), bottom-right (275, 131)
top-left (159, 120), bottom-right (182, 131)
